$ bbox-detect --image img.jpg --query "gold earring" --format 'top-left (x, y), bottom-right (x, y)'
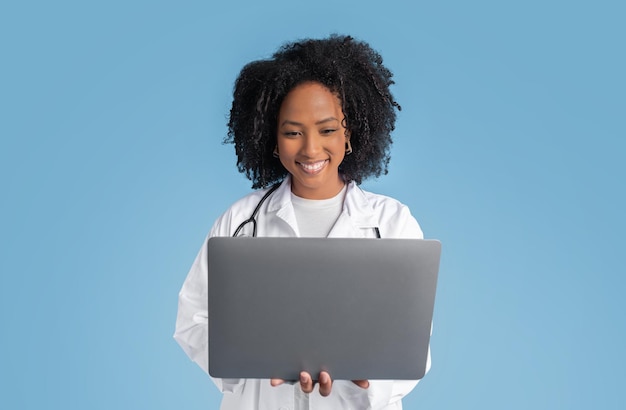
top-left (273, 146), bottom-right (279, 158)
top-left (345, 140), bottom-right (352, 155)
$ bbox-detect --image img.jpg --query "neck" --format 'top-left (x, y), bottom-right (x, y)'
top-left (290, 177), bottom-right (346, 200)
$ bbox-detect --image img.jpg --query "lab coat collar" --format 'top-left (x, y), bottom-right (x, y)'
top-left (266, 175), bottom-right (378, 237)
top-left (330, 179), bottom-right (379, 237)
top-left (265, 175), bottom-right (294, 215)
top-left (266, 176), bottom-right (299, 235)
top-left (341, 181), bottom-right (378, 225)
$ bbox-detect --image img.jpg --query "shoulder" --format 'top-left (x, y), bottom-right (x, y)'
top-left (351, 184), bottom-right (412, 216)
top-left (361, 188), bottom-right (409, 211)
top-left (348, 184), bottom-right (424, 239)
top-left (228, 186), bottom-right (275, 213)
top-left (209, 185), bottom-right (278, 237)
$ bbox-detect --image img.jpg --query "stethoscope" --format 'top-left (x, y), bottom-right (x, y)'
top-left (232, 183), bottom-right (281, 237)
top-left (231, 182), bottom-right (382, 238)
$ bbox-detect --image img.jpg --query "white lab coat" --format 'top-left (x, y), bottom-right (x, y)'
top-left (174, 176), bottom-right (430, 410)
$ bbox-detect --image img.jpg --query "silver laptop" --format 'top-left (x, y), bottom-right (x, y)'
top-left (208, 237), bottom-right (441, 381)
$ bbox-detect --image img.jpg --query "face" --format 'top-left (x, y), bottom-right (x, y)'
top-left (276, 82), bottom-right (350, 200)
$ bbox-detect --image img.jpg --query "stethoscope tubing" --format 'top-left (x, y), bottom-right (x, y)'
top-left (232, 183), bottom-right (281, 237)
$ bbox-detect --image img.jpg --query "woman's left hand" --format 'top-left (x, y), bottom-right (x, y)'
top-left (270, 371), bottom-right (369, 396)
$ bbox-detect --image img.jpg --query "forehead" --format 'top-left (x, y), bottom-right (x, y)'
top-left (279, 82), bottom-right (342, 118)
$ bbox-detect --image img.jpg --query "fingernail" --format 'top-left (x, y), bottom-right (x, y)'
top-left (300, 373), bottom-right (306, 383)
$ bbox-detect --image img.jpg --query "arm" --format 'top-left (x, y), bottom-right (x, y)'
top-left (173, 213), bottom-right (245, 394)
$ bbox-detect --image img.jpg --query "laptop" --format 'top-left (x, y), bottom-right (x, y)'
top-left (207, 237), bottom-right (441, 381)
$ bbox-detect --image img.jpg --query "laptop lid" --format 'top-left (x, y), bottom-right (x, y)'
top-left (208, 237), bottom-right (441, 381)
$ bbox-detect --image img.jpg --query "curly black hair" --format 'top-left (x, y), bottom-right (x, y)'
top-left (225, 34), bottom-right (401, 189)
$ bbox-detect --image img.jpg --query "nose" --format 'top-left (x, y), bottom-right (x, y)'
top-left (301, 134), bottom-right (322, 157)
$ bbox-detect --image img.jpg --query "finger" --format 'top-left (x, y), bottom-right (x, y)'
top-left (270, 378), bottom-right (285, 387)
top-left (299, 371), bottom-right (314, 393)
top-left (352, 379), bottom-right (370, 389)
top-left (318, 371), bottom-right (333, 397)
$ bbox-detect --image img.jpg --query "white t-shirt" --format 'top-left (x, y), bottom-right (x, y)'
top-left (291, 184), bottom-right (346, 237)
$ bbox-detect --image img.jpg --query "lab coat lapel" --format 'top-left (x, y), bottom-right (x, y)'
top-left (327, 182), bottom-right (379, 238)
top-left (265, 176), bottom-right (300, 237)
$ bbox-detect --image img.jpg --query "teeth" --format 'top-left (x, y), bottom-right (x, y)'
top-left (300, 161), bottom-right (326, 172)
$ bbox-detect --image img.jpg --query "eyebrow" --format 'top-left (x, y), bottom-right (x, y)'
top-left (280, 117), bottom-right (340, 127)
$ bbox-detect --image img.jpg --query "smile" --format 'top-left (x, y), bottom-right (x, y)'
top-left (297, 160), bottom-right (328, 174)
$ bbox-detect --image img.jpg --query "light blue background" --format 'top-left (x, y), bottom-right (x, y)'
top-left (1, 1), bottom-right (624, 409)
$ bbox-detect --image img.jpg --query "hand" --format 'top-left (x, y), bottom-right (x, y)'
top-left (271, 371), bottom-right (369, 396)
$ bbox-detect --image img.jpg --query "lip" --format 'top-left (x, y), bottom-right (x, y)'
top-left (296, 159), bottom-right (328, 175)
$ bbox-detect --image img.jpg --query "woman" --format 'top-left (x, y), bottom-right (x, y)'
top-left (174, 35), bottom-right (429, 409)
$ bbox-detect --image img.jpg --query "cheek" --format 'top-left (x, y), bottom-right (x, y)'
top-left (335, 137), bottom-right (349, 153)
top-left (277, 139), bottom-right (303, 166)
top-left (276, 138), bottom-right (293, 156)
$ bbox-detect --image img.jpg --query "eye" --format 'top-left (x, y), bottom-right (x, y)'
top-left (282, 131), bottom-right (301, 137)
top-left (320, 128), bottom-right (337, 135)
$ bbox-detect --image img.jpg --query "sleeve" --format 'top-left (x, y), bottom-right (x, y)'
top-left (173, 209), bottom-right (245, 394)
top-left (393, 203), bottom-right (424, 240)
